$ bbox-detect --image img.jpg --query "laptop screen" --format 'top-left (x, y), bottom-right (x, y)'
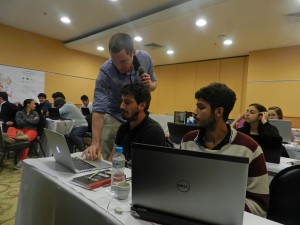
top-left (131, 143), bottom-right (249, 225)
top-left (268, 119), bottom-right (292, 143)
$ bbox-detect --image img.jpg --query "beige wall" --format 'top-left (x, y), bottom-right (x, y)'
top-left (150, 57), bottom-right (248, 120)
top-left (1, 24), bottom-right (300, 126)
top-left (0, 23), bottom-right (106, 104)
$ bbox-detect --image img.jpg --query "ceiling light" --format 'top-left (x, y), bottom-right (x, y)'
top-left (167, 50), bottom-right (174, 55)
top-left (223, 39), bottom-right (233, 45)
top-left (97, 46), bottom-right (104, 51)
top-left (60, 17), bottom-right (71, 24)
top-left (134, 36), bottom-right (143, 42)
top-left (195, 19), bottom-right (207, 27)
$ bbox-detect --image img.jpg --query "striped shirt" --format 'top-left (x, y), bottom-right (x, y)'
top-left (180, 127), bottom-right (269, 217)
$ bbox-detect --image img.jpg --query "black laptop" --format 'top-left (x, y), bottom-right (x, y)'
top-left (167, 122), bottom-right (200, 144)
top-left (48, 107), bottom-right (61, 120)
top-left (81, 107), bottom-right (91, 116)
top-left (131, 143), bottom-right (249, 225)
top-left (249, 135), bottom-right (283, 164)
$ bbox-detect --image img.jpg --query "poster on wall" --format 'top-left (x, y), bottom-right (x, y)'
top-left (0, 65), bottom-right (45, 105)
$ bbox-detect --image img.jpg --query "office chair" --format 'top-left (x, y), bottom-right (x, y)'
top-left (267, 164), bottom-right (300, 225)
top-left (0, 128), bottom-right (32, 166)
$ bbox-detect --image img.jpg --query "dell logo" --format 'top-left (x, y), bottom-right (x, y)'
top-left (177, 180), bottom-right (190, 192)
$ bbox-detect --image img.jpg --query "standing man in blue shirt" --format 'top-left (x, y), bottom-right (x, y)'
top-left (83, 33), bottom-right (157, 160)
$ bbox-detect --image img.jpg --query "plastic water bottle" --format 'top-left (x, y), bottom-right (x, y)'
top-left (111, 146), bottom-right (126, 196)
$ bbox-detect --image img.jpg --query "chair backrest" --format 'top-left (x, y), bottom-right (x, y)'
top-left (267, 164), bottom-right (300, 225)
top-left (0, 128), bottom-right (5, 150)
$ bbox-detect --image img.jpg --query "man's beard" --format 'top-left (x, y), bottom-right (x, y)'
top-left (195, 113), bottom-right (216, 132)
top-left (121, 110), bottom-right (139, 121)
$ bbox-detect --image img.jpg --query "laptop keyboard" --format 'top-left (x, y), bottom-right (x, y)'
top-left (72, 157), bottom-right (96, 170)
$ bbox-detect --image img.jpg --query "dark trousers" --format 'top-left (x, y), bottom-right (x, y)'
top-left (65, 126), bottom-right (88, 152)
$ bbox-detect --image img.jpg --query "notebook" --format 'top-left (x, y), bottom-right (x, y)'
top-left (44, 128), bottom-right (111, 173)
top-left (131, 143), bottom-right (249, 225)
top-left (249, 135), bottom-right (283, 164)
top-left (269, 119), bottom-right (292, 143)
top-left (48, 107), bottom-right (61, 120)
top-left (81, 107), bottom-right (91, 116)
top-left (167, 122), bottom-right (200, 144)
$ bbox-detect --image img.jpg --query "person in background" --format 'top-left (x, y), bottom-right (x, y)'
top-left (38, 93), bottom-right (51, 115)
top-left (54, 97), bottom-right (88, 152)
top-left (237, 103), bottom-right (289, 158)
top-left (6, 99), bottom-right (39, 169)
top-left (180, 83), bottom-right (269, 217)
top-left (83, 33), bottom-right (157, 161)
top-left (237, 103), bottom-right (280, 136)
top-left (80, 95), bottom-right (93, 113)
top-left (52, 92), bottom-right (65, 102)
top-left (106, 83), bottom-right (166, 165)
top-left (0, 92), bottom-right (19, 132)
top-left (268, 105), bottom-right (294, 142)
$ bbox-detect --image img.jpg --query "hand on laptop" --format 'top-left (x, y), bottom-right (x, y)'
top-left (82, 145), bottom-right (101, 161)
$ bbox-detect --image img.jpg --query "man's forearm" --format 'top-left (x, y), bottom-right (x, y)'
top-left (149, 81), bottom-right (157, 92)
top-left (92, 112), bottom-right (105, 146)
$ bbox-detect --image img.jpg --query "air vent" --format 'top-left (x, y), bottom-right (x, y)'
top-left (284, 12), bottom-right (300, 24)
top-left (144, 43), bottom-right (164, 50)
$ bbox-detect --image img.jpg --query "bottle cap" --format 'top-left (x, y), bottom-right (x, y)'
top-left (115, 146), bottom-right (123, 153)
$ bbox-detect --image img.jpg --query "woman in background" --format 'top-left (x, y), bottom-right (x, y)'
top-left (7, 99), bottom-right (39, 169)
top-left (268, 105), bottom-right (294, 142)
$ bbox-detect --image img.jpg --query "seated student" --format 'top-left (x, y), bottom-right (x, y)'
top-left (80, 95), bottom-right (93, 113)
top-left (236, 103), bottom-right (289, 157)
top-left (6, 99), bottom-right (39, 169)
top-left (38, 93), bottom-right (52, 115)
top-left (268, 105), bottom-right (294, 142)
top-left (54, 97), bottom-right (88, 152)
top-left (83, 83), bottom-right (166, 162)
top-left (0, 92), bottom-right (19, 132)
top-left (51, 92), bottom-right (65, 102)
top-left (180, 83), bottom-right (269, 217)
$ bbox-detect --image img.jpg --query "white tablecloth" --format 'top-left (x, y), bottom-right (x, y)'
top-left (15, 153), bottom-right (282, 225)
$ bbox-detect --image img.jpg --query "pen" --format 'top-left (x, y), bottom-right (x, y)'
top-left (88, 171), bottom-right (100, 180)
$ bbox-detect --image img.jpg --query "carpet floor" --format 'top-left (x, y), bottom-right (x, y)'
top-left (0, 156), bottom-right (23, 225)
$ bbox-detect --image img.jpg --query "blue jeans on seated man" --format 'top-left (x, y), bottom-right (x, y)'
top-left (66, 126), bottom-right (88, 153)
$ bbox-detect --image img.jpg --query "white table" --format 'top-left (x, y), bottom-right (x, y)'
top-left (15, 154), bottom-right (282, 225)
top-left (284, 143), bottom-right (300, 159)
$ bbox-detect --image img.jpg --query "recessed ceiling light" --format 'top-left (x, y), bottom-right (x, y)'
top-left (195, 19), bottom-right (207, 27)
top-left (109, 0), bottom-right (118, 2)
top-left (97, 46), bottom-right (104, 51)
top-left (134, 36), bottom-right (143, 42)
top-left (223, 39), bottom-right (233, 45)
top-left (167, 50), bottom-right (174, 55)
top-left (60, 17), bottom-right (71, 24)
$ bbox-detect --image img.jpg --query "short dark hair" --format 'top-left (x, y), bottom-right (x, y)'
top-left (268, 106), bottom-right (283, 119)
top-left (195, 82), bottom-right (236, 121)
top-left (109, 33), bottom-right (134, 55)
top-left (81, 95), bottom-right (89, 101)
top-left (121, 83), bottom-right (151, 113)
top-left (54, 97), bottom-right (66, 108)
top-left (23, 99), bottom-right (34, 107)
top-left (250, 103), bottom-right (267, 113)
top-left (52, 92), bottom-right (65, 99)
top-left (0, 92), bottom-right (8, 101)
top-left (38, 93), bottom-right (47, 98)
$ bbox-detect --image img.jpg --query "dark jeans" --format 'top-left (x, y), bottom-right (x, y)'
top-left (66, 126), bottom-right (88, 152)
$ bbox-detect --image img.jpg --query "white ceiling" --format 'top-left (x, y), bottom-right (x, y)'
top-left (1, 0), bottom-right (300, 65)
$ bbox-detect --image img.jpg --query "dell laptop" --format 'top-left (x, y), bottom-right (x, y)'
top-left (81, 107), bottom-right (91, 116)
top-left (44, 128), bottom-right (111, 173)
top-left (269, 119), bottom-right (292, 144)
top-left (48, 107), bottom-right (61, 120)
top-left (131, 143), bottom-right (249, 225)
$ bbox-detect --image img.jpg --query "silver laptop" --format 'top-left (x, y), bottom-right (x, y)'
top-left (269, 119), bottom-right (292, 143)
top-left (44, 128), bottom-right (111, 173)
top-left (131, 143), bottom-right (249, 225)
